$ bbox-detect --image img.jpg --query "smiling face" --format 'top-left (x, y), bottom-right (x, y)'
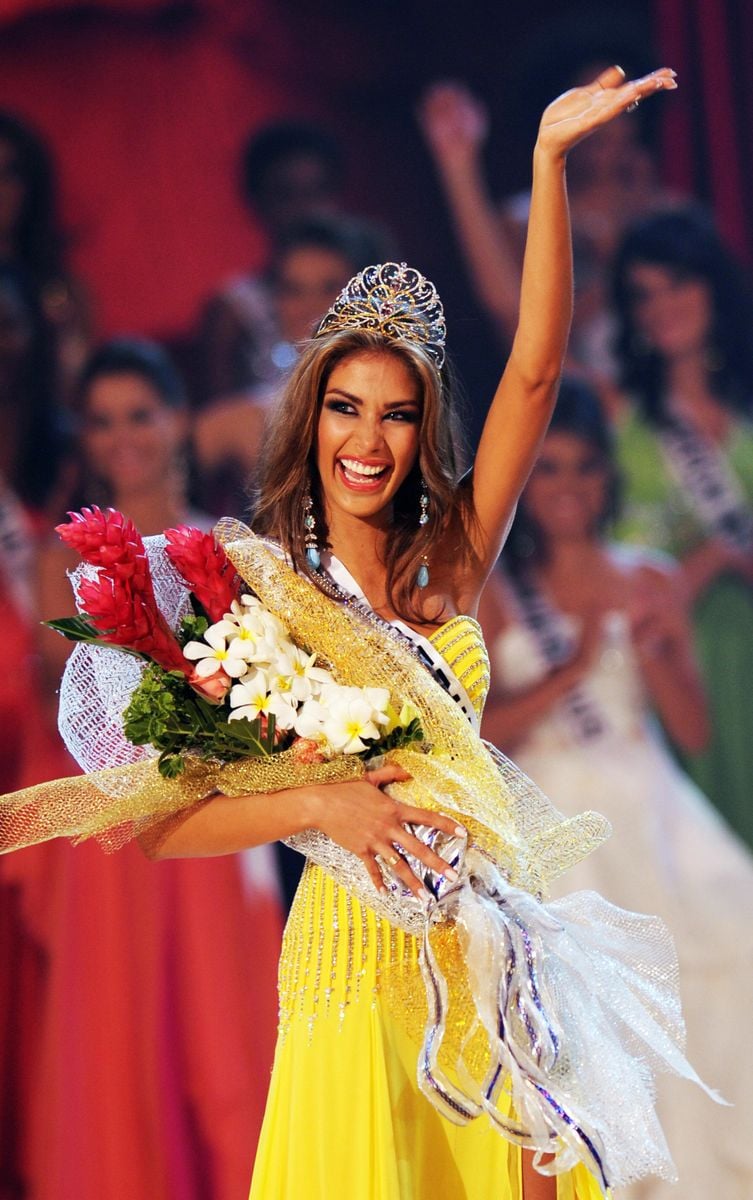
top-left (315, 350), bottom-right (422, 532)
top-left (523, 431), bottom-right (610, 543)
top-left (82, 371), bottom-right (186, 498)
top-left (627, 262), bottom-right (713, 360)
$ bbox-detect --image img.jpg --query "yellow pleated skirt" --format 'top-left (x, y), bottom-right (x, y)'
top-left (250, 864), bottom-right (603, 1200)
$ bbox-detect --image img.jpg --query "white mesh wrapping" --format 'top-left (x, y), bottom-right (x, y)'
top-left (58, 535), bottom-right (191, 778)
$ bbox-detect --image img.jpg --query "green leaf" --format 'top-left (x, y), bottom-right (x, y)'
top-left (44, 615), bottom-right (149, 661)
top-left (158, 752), bottom-right (185, 779)
top-left (44, 615), bottom-right (101, 642)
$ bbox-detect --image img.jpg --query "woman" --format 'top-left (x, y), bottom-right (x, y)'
top-left (0, 111), bottom-right (91, 407)
top-left (612, 206), bottom-right (753, 848)
top-left (28, 339), bottom-right (283, 1200)
top-left (199, 120), bottom-right (346, 405)
top-left (480, 378), bottom-right (753, 1199)
top-left (194, 214), bottom-right (391, 520)
top-left (2, 69), bottom-right (691, 1200)
top-left (148, 68), bottom-right (684, 1200)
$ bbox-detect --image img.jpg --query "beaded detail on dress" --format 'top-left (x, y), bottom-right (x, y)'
top-left (277, 615), bottom-right (491, 1041)
top-left (428, 615), bottom-right (490, 718)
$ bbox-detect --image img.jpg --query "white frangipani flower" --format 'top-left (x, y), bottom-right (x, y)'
top-left (227, 623), bottom-right (278, 666)
top-left (228, 668), bottom-right (297, 729)
top-left (293, 697), bottom-right (329, 739)
top-left (321, 692), bottom-right (386, 754)
top-left (183, 622), bottom-right (249, 678)
top-left (239, 593), bottom-right (288, 640)
top-left (273, 646), bottom-right (334, 703)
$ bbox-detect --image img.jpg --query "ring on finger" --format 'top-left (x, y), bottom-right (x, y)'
top-left (626, 99), bottom-right (640, 113)
top-left (386, 853), bottom-right (400, 867)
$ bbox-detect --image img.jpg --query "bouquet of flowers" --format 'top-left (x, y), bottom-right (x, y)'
top-left (50, 507), bottom-right (424, 779)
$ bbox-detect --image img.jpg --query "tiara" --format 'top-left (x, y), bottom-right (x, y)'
top-left (314, 262), bottom-right (446, 369)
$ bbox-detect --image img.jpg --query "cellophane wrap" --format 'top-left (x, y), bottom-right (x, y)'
top-left (0, 523), bottom-right (720, 1190)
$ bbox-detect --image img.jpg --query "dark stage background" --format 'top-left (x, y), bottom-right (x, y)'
top-left (1, 0), bottom-right (751, 409)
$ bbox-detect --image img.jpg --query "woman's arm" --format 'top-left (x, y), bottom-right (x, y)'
top-left (628, 564), bottom-right (709, 753)
top-left (419, 83), bottom-right (522, 340)
top-left (459, 67), bottom-right (676, 596)
top-left (146, 763), bottom-right (467, 900)
top-left (680, 537), bottom-right (752, 603)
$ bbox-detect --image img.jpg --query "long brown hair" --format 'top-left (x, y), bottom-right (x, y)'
top-left (252, 328), bottom-right (473, 623)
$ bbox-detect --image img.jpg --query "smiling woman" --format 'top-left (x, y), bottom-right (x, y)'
top-left (1, 66), bottom-right (694, 1200)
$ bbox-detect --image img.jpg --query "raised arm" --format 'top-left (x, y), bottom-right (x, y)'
top-left (419, 82), bottom-right (522, 340)
top-left (460, 67), bottom-right (677, 595)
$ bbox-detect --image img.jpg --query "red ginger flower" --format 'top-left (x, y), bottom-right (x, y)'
top-left (56, 506), bottom-right (150, 574)
top-left (57, 507), bottom-right (189, 675)
top-left (164, 525), bottom-right (241, 623)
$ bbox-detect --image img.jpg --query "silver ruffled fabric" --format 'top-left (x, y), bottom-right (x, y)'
top-left (374, 824), bottom-right (725, 1195)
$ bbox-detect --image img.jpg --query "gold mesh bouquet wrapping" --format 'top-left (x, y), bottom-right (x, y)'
top-left (0, 527), bottom-right (608, 919)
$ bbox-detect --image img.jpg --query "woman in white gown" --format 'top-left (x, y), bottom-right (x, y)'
top-left (480, 378), bottom-right (753, 1200)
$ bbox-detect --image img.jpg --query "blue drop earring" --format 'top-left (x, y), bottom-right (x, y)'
top-left (304, 491), bottom-right (321, 570)
top-left (416, 479), bottom-right (430, 589)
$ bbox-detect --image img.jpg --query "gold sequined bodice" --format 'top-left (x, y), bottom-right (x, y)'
top-left (427, 615), bottom-right (490, 718)
top-left (278, 615), bottom-right (490, 1039)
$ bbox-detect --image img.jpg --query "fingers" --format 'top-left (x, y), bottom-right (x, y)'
top-left (364, 854), bottom-right (389, 893)
top-left (364, 792), bottom-right (467, 898)
top-left (617, 68), bottom-right (678, 112)
top-left (393, 804), bottom-right (466, 839)
top-left (374, 846), bottom-right (428, 898)
top-left (590, 64), bottom-right (676, 99)
top-left (592, 64), bottom-right (626, 91)
top-left (365, 763), bottom-right (411, 787)
top-left (393, 827), bottom-right (462, 880)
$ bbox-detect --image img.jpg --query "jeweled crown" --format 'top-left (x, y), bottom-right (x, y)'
top-left (314, 261), bottom-right (446, 369)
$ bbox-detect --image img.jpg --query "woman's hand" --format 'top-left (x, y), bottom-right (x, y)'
top-left (536, 65), bottom-right (677, 162)
top-left (418, 81), bottom-right (488, 175)
top-left (304, 763), bottom-right (466, 899)
top-left (628, 564), bottom-right (691, 661)
top-left (558, 612), bottom-right (604, 687)
top-left (625, 563), bottom-right (709, 752)
top-left (682, 536), bottom-right (753, 599)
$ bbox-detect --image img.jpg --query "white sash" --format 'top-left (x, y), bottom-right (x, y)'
top-left (660, 415), bottom-right (753, 553)
top-left (505, 568), bottom-right (609, 744)
top-left (322, 552), bottom-right (480, 730)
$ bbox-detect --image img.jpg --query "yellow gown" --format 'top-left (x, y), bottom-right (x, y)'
top-left (249, 617), bottom-right (603, 1199)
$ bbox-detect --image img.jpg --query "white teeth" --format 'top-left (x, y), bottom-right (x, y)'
top-left (339, 458), bottom-right (387, 478)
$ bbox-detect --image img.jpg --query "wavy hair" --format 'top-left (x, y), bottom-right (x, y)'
top-left (252, 328), bottom-right (472, 623)
top-left (613, 206), bottom-right (753, 424)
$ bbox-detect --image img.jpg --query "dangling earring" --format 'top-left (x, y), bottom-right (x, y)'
top-left (416, 479), bottom-right (430, 589)
top-left (303, 491), bottom-right (321, 570)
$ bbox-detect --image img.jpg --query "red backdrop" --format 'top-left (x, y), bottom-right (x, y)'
top-left (4, 1), bottom-right (752, 353)
top-left (0, 1), bottom-right (330, 338)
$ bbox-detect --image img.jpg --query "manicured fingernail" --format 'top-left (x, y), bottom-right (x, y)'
top-left (444, 867), bottom-right (459, 883)
top-left (455, 825), bottom-right (467, 836)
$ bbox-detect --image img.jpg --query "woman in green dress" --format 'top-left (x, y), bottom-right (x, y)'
top-left (612, 206), bottom-right (753, 846)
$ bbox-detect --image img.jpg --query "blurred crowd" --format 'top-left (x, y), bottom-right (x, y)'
top-left (2, 38), bottom-right (753, 1200)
